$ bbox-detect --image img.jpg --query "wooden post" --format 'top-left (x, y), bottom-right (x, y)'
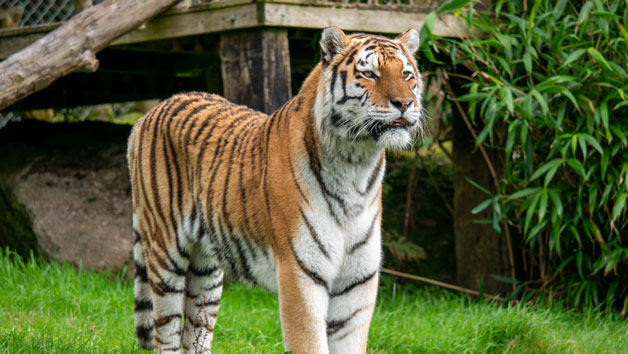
top-left (451, 75), bottom-right (512, 295)
top-left (219, 29), bottom-right (291, 114)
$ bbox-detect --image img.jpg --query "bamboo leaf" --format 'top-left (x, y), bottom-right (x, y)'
top-left (612, 193), bottom-right (627, 221)
top-left (523, 51), bottom-right (532, 74)
top-left (465, 177), bottom-right (491, 195)
top-left (472, 199), bottom-right (492, 215)
top-left (509, 187), bottom-right (541, 199)
top-left (565, 158), bottom-right (586, 178)
top-left (561, 49), bottom-right (587, 68)
top-left (530, 158), bottom-right (562, 181)
top-left (530, 89), bottom-right (549, 116)
top-left (539, 189), bottom-right (549, 221)
top-left (499, 86), bottom-right (514, 114)
top-left (577, 2), bottom-right (594, 26)
top-left (437, 0), bottom-right (471, 14)
top-left (587, 48), bottom-right (615, 73)
top-left (582, 133), bottom-right (604, 155)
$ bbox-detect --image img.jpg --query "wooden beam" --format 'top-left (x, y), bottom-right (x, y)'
top-left (0, 1), bottom-right (470, 59)
top-left (113, 2), bottom-right (259, 45)
top-left (262, 4), bottom-right (468, 37)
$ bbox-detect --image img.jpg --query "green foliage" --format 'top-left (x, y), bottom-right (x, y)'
top-left (429, 0), bottom-right (628, 309)
top-left (0, 178), bottom-right (38, 258)
top-left (381, 152), bottom-right (455, 283)
top-left (1, 251), bottom-right (628, 353)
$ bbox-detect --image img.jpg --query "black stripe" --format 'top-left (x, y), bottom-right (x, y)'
top-left (238, 124), bottom-right (253, 238)
top-left (188, 264), bottom-right (217, 277)
top-left (135, 324), bottom-right (154, 340)
top-left (151, 272), bottom-right (184, 296)
top-left (300, 209), bottom-right (330, 259)
top-left (196, 298), bottom-right (221, 307)
top-left (231, 231), bottom-right (256, 285)
top-left (331, 271), bottom-right (377, 297)
top-left (326, 307), bottom-right (365, 335)
top-left (348, 212), bottom-right (378, 254)
top-left (166, 252), bottom-right (187, 276)
top-left (154, 313), bottom-right (181, 327)
top-left (135, 263), bottom-right (148, 282)
top-left (365, 153), bottom-right (385, 194)
top-left (147, 100), bottom-right (175, 243)
top-left (221, 119), bottom-right (253, 235)
top-left (304, 130), bottom-right (341, 225)
top-left (213, 218), bottom-right (237, 276)
top-left (288, 151), bottom-right (309, 206)
top-left (134, 298), bottom-right (153, 311)
top-left (290, 242), bottom-right (328, 290)
top-left (203, 277), bottom-right (224, 292)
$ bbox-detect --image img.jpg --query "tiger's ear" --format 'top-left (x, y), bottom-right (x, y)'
top-left (320, 26), bottom-right (348, 65)
top-left (396, 28), bottom-right (420, 55)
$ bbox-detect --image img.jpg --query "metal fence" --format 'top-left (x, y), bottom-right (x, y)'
top-left (0, 0), bottom-right (105, 27)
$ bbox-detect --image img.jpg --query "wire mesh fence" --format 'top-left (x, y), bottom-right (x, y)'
top-left (0, 0), bottom-right (106, 27)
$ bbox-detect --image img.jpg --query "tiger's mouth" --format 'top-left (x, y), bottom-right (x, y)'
top-left (370, 118), bottom-right (408, 140)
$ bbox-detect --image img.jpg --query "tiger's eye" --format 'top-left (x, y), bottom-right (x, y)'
top-left (361, 71), bottom-right (377, 80)
top-left (403, 71), bottom-right (414, 80)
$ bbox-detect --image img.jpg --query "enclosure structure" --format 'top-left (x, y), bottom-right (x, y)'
top-left (0, 0), bottom-right (508, 293)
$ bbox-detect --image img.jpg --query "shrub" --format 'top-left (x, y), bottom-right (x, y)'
top-left (422, 0), bottom-right (628, 309)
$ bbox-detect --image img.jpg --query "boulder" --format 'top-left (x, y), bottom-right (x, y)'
top-left (0, 120), bottom-right (134, 270)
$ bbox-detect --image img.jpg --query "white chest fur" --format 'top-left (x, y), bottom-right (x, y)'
top-left (292, 148), bottom-right (385, 290)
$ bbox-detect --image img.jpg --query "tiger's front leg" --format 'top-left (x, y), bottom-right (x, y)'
top-left (327, 271), bottom-right (379, 354)
top-left (277, 256), bottom-right (331, 354)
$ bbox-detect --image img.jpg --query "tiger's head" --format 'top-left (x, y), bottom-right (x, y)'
top-left (314, 27), bottom-right (425, 152)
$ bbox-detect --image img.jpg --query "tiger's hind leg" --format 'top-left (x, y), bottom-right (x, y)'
top-left (133, 214), bottom-right (154, 350)
top-left (143, 230), bottom-right (190, 353)
top-left (182, 248), bottom-right (224, 353)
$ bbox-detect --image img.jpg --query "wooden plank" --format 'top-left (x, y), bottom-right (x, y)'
top-left (112, 2), bottom-right (260, 45)
top-left (263, 3), bottom-right (469, 37)
top-left (0, 1), bottom-right (470, 59)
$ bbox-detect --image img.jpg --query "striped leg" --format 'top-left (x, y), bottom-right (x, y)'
top-left (327, 272), bottom-right (379, 354)
top-left (277, 259), bottom-right (330, 354)
top-left (146, 246), bottom-right (189, 353)
top-left (133, 217), bottom-right (154, 350)
top-left (182, 255), bottom-right (224, 353)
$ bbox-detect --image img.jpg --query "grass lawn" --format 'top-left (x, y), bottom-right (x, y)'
top-left (1, 251), bottom-right (626, 353)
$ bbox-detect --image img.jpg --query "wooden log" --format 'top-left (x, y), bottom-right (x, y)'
top-left (0, 0), bottom-right (180, 112)
top-left (220, 29), bottom-right (291, 114)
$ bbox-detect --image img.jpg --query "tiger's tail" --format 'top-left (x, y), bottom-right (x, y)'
top-left (132, 213), bottom-right (154, 350)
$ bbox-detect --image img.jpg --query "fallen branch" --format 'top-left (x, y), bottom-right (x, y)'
top-left (381, 267), bottom-right (505, 301)
top-left (0, 0), bottom-right (180, 112)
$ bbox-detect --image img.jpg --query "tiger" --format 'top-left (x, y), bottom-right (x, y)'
top-left (127, 26), bottom-right (424, 354)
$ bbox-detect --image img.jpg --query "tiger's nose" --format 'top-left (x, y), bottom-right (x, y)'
top-left (390, 98), bottom-right (413, 112)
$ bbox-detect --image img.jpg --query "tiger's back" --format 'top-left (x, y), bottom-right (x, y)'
top-left (128, 26), bottom-right (424, 354)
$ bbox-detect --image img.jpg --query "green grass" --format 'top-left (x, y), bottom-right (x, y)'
top-left (1, 251), bottom-right (627, 354)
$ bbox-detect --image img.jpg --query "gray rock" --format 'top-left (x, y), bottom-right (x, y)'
top-left (0, 120), bottom-right (134, 271)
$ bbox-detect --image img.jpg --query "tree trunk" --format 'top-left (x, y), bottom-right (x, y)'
top-left (220, 29), bottom-right (292, 114)
top-left (0, 0), bottom-right (180, 113)
top-left (451, 75), bottom-right (512, 296)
